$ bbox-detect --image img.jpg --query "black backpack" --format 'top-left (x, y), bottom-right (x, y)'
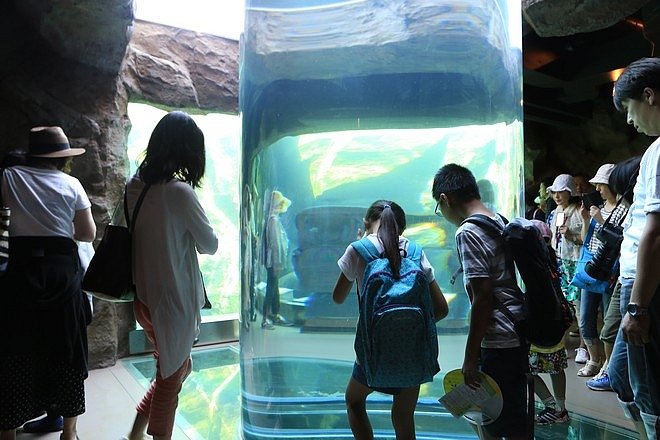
top-left (462, 214), bottom-right (573, 348)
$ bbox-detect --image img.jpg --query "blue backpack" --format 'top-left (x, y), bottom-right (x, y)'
top-left (351, 237), bottom-right (440, 388)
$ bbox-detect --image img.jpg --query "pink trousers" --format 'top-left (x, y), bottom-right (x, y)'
top-left (134, 300), bottom-right (192, 437)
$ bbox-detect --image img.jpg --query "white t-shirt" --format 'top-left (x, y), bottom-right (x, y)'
top-left (620, 138), bottom-right (660, 278)
top-left (337, 234), bottom-right (435, 292)
top-left (1, 165), bottom-right (90, 237)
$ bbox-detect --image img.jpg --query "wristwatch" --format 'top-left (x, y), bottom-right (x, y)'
top-left (627, 303), bottom-right (649, 317)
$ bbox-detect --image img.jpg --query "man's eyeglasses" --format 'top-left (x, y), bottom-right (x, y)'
top-left (434, 201), bottom-right (442, 216)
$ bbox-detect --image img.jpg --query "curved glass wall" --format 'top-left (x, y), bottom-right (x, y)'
top-left (240, 1), bottom-right (523, 438)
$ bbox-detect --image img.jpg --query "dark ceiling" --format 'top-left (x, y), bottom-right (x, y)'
top-left (522, 13), bottom-right (654, 127)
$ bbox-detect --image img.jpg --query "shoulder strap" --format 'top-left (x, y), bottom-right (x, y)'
top-left (0, 168), bottom-right (4, 207)
top-left (351, 237), bottom-right (381, 263)
top-left (584, 219), bottom-right (597, 244)
top-left (405, 240), bottom-right (421, 262)
top-left (461, 213), bottom-right (505, 240)
top-left (460, 212), bottom-right (517, 282)
top-left (124, 183), bottom-right (151, 233)
top-left (452, 214), bottom-right (502, 285)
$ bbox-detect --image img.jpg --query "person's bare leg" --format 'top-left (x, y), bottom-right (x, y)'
top-left (585, 338), bottom-right (603, 365)
top-left (391, 386), bottom-right (420, 440)
top-left (345, 377), bottom-right (374, 440)
top-left (603, 341), bottom-right (613, 366)
top-left (534, 375), bottom-right (553, 402)
top-left (0, 430), bottom-right (16, 440)
top-left (127, 412), bottom-right (149, 440)
top-left (550, 371), bottom-right (567, 403)
top-left (61, 417), bottom-right (77, 440)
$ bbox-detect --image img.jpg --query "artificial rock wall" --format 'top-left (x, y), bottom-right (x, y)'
top-left (0, 0), bottom-right (238, 368)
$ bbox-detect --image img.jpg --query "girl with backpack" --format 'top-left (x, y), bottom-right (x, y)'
top-left (332, 200), bottom-right (448, 440)
top-left (528, 220), bottom-right (571, 425)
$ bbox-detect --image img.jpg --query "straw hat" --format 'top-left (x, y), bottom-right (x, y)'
top-left (270, 190), bottom-right (292, 213)
top-left (28, 126), bottom-right (85, 158)
top-left (589, 164), bottom-right (616, 185)
top-left (547, 174), bottom-right (577, 195)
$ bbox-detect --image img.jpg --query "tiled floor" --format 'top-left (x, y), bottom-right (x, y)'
top-left (15, 336), bottom-right (638, 440)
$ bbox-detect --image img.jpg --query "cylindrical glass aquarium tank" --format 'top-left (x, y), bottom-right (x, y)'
top-left (239, 1), bottom-right (523, 438)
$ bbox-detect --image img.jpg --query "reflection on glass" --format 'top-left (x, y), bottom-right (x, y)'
top-left (240, 0), bottom-right (522, 438)
top-left (124, 346), bottom-right (637, 439)
top-left (127, 103), bottom-right (242, 319)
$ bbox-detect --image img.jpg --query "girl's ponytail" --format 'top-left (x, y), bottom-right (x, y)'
top-left (365, 200), bottom-right (407, 279)
top-left (379, 204), bottom-right (401, 278)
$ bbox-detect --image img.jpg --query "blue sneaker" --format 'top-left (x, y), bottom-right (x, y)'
top-left (586, 371), bottom-right (612, 391)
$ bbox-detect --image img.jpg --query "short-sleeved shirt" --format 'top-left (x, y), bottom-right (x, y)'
top-left (621, 138), bottom-right (660, 278)
top-left (337, 234), bottom-right (435, 295)
top-left (1, 165), bottom-right (90, 238)
top-left (456, 215), bottom-right (524, 349)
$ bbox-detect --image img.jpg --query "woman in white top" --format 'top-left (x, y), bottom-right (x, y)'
top-left (548, 174), bottom-right (584, 301)
top-left (124, 112), bottom-right (218, 440)
top-left (0, 126), bottom-right (96, 440)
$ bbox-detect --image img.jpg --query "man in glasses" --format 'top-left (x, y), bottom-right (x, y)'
top-left (432, 163), bottom-right (528, 440)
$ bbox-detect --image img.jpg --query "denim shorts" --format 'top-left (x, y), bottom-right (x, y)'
top-left (352, 362), bottom-right (402, 395)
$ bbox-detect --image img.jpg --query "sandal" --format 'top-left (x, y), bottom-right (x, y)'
top-left (577, 360), bottom-right (601, 377)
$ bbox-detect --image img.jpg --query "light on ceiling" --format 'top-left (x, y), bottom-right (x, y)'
top-left (609, 68), bottom-right (625, 83)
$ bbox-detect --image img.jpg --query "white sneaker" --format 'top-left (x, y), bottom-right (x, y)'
top-left (575, 347), bottom-right (589, 364)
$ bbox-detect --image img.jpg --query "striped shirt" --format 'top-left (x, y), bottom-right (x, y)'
top-left (586, 202), bottom-right (629, 253)
top-left (456, 215), bottom-right (524, 349)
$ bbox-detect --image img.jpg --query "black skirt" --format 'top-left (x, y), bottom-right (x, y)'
top-left (0, 236), bottom-right (92, 429)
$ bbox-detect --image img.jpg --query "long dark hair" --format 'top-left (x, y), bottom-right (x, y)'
top-left (610, 156), bottom-right (642, 204)
top-left (137, 111), bottom-right (206, 188)
top-left (364, 200), bottom-right (407, 279)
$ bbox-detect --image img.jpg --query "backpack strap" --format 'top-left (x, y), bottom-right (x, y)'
top-left (461, 213), bottom-right (508, 236)
top-left (461, 213), bottom-right (513, 268)
top-left (351, 237), bottom-right (381, 263)
top-left (0, 168), bottom-right (5, 207)
top-left (459, 213), bottom-right (521, 326)
top-left (405, 240), bottom-right (422, 263)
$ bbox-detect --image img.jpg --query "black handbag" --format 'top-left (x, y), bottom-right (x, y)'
top-left (82, 184), bottom-right (150, 301)
top-left (0, 169), bottom-right (9, 276)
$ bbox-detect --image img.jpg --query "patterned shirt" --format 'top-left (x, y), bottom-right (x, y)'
top-left (456, 215), bottom-right (524, 349)
top-left (549, 204), bottom-right (583, 262)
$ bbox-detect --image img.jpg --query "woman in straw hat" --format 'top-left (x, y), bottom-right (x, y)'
top-left (260, 189), bottom-right (293, 329)
top-left (0, 126), bottom-right (96, 440)
top-left (123, 111), bottom-right (218, 440)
